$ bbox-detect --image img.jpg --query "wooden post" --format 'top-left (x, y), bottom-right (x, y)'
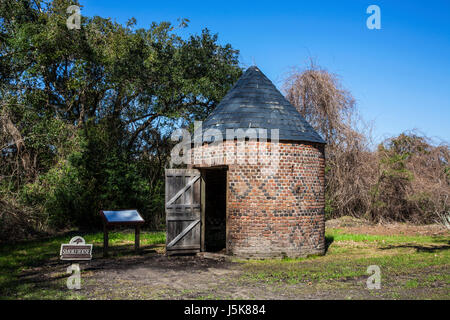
top-left (135, 225), bottom-right (140, 253)
top-left (201, 174), bottom-right (206, 252)
top-left (103, 224), bottom-right (109, 257)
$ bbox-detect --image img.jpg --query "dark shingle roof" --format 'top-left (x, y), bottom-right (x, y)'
top-left (200, 66), bottom-right (326, 144)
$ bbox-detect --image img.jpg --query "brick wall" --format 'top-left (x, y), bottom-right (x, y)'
top-left (193, 140), bottom-right (326, 258)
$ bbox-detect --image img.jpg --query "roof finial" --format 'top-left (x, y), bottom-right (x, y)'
top-left (251, 56), bottom-right (256, 66)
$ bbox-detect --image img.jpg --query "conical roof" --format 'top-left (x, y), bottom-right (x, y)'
top-left (200, 66), bottom-right (326, 144)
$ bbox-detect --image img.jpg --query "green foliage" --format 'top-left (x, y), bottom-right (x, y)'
top-left (20, 157), bottom-right (83, 228)
top-left (0, 0), bottom-right (241, 237)
top-left (324, 198), bottom-right (333, 219)
top-left (366, 133), bottom-right (450, 223)
top-left (18, 123), bottom-right (85, 228)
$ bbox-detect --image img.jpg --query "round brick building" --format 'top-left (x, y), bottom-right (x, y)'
top-left (188, 66), bottom-right (326, 258)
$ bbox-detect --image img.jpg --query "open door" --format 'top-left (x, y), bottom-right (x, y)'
top-left (203, 168), bottom-right (227, 252)
top-left (165, 169), bottom-right (201, 255)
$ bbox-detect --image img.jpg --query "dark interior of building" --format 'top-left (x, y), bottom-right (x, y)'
top-left (203, 168), bottom-right (227, 252)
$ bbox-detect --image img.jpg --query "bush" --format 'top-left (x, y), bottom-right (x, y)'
top-left (284, 63), bottom-right (449, 224)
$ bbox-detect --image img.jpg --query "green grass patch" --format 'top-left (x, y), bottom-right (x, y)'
top-left (0, 230), bottom-right (165, 299)
top-left (326, 228), bottom-right (448, 245)
top-left (405, 279), bottom-right (419, 288)
top-left (425, 274), bottom-right (450, 284)
top-left (240, 229), bottom-right (450, 286)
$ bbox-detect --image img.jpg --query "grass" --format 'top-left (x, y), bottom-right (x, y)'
top-left (0, 227), bottom-right (448, 300)
top-left (239, 228), bottom-right (450, 295)
top-left (0, 230), bottom-right (165, 299)
top-left (326, 228), bottom-right (448, 244)
top-left (405, 279), bottom-right (419, 288)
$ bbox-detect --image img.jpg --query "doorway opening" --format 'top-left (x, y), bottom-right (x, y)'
top-left (202, 167), bottom-right (227, 253)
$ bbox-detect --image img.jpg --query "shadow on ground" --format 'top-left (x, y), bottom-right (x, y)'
top-left (1, 242), bottom-right (236, 299)
top-left (380, 243), bottom-right (450, 253)
top-left (325, 235), bottom-right (334, 253)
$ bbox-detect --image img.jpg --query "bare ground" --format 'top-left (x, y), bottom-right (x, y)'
top-left (21, 248), bottom-right (447, 300)
top-left (7, 219), bottom-right (450, 300)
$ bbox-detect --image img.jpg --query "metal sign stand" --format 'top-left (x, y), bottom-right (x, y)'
top-left (100, 210), bottom-right (145, 257)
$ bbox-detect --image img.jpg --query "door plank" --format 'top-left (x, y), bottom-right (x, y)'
top-left (167, 219), bottom-right (200, 248)
top-left (165, 169), bottom-right (201, 254)
top-left (166, 175), bottom-right (200, 207)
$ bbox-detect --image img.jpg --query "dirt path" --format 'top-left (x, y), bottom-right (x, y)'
top-left (6, 219), bottom-right (448, 300)
top-left (78, 254), bottom-right (320, 299)
top-left (81, 253), bottom-right (244, 299)
top-left (50, 251), bottom-right (445, 300)
top-left (10, 247), bottom-right (449, 300)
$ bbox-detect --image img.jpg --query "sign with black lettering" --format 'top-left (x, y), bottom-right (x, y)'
top-left (60, 236), bottom-right (93, 260)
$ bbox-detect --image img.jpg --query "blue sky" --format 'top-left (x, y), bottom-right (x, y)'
top-left (81, 0), bottom-right (450, 145)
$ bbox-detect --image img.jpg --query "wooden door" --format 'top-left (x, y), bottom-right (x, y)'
top-left (165, 169), bottom-right (202, 255)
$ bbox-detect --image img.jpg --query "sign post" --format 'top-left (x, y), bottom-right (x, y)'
top-left (100, 210), bottom-right (145, 257)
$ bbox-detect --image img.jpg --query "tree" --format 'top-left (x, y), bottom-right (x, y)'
top-left (0, 0), bottom-right (241, 239)
top-left (284, 61), bottom-right (372, 219)
top-left (284, 62), bottom-right (450, 224)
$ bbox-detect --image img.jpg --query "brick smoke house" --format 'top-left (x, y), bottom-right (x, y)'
top-left (165, 66), bottom-right (326, 258)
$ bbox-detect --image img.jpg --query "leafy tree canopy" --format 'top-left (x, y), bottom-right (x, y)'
top-left (0, 0), bottom-right (241, 235)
